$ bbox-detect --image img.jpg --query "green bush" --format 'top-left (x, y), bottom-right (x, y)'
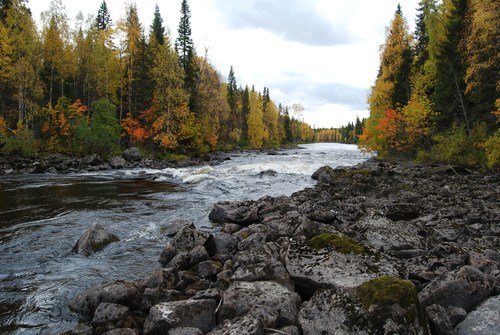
top-left (423, 123), bottom-right (488, 167)
top-left (484, 130), bottom-right (500, 169)
top-left (2, 127), bottom-right (38, 157)
top-left (74, 98), bottom-right (120, 157)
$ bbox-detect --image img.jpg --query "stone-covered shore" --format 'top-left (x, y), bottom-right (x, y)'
top-left (66, 158), bottom-right (499, 335)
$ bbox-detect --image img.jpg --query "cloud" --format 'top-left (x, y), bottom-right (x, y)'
top-left (212, 0), bottom-right (352, 46)
top-left (270, 72), bottom-right (368, 111)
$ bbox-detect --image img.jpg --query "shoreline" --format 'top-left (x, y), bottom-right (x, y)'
top-left (0, 145), bottom-right (303, 177)
top-left (65, 158), bottom-right (500, 334)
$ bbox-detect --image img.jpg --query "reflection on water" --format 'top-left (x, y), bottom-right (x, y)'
top-left (0, 143), bottom-right (368, 334)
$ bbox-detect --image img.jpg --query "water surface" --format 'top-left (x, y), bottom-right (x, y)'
top-left (0, 143), bottom-right (367, 334)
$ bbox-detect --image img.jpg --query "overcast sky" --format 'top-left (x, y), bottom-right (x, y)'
top-left (29, 0), bottom-right (419, 128)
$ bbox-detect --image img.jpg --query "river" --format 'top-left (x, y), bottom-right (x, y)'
top-left (0, 143), bottom-right (367, 334)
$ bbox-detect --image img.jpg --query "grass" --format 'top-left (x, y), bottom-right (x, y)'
top-left (307, 233), bottom-right (367, 255)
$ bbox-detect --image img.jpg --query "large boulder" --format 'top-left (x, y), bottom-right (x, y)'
top-left (143, 299), bottom-right (217, 334)
top-left (300, 277), bottom-right (429, 335)
top-left (69, 281), bottom-right (143, 316)
top-left (455, 295), bottom-right (500, 335)
top-left (208, 315), bottom-right (265, 335)
top-left (218, 281), bottom-right (300, 327)
top-left (122, 147), bottom-right (141, 162)
top-left (418, 266), bottom-right (495, 312)
top-left (311, 166), bottom-right (335, 183)
top-left (73, 223), bottom-right (119, 256)
top-left (285, 235), bottom-right (397, 295)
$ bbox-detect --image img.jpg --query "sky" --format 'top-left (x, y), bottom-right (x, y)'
top-left (29, 0), bottom-right (420, 128)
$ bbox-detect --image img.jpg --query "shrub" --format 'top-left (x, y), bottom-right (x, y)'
top-left (484, 130), bottom-right (500, 169)
top-left (2, 124), bottom-right (38, 157)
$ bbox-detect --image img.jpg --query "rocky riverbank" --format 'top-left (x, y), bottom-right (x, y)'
top-left (66, 158), bottom-right (499, 335)
top-left (0, 147), bottom-right (233, 176)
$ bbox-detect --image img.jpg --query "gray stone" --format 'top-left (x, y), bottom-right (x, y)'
top-left (208, 316), bottom-right (264, 335)
top-left (196, 260), bottom-right (222, 278)
top-left (102, 329), bottom-right (137, 335)
top-left (218, 281), bottom-right (300, 327)
top-left (189, 246), bottom-right (209, 267)
top-left (92, 303), bottom-right (131, 334)
top-left (162, 220), bottom-right (195, 237)
top-left (455, 295), bottom-right (500, 335)
top-left (69, 281), bottom-right (142, 316)
top-left (426, 304), bottom-right (453, 335)
top-left (285, 237), bottom-right (397, 291)
top-left (109, 157), bottom-right (126, 169)
top-left (122, 147), bottom-right (141, 162)
top-left (205, 233), bottom-right (239, 256)
top-left (167, 327), bottom-right (203, 335)
top-left (418, 266), bottom-right (495, 312)
top-left (73, 223), bottom-right (119, 256)
top-left (209, 202), bottom-right (260, 225)
top-left (144, 299), bottom-right (217, 334)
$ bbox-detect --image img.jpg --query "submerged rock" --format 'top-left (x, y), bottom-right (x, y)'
top-left (72, 223), bottom-right (119, 256)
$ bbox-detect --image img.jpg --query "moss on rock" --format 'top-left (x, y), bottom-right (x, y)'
top-left (307, 233), bottom-right (367, 255)
top-left (356, 276), bottom-right (418, 322)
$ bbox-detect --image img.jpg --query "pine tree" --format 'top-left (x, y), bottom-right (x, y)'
top-left (150, 4), bottom-right (165, 45)
top-left (96, 0), bottom-right (111, 31)
top-left (463, 0), bottom-right (499, 124)
top-left (433, 0), bottom-right (470, 131)
top-left (176, 0), bottom-right (198, 112)
top-left (241, 85), bottom-right (250, 141)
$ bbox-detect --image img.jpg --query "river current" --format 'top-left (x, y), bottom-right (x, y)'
top-left (0, 143), bottom-right (367, 334)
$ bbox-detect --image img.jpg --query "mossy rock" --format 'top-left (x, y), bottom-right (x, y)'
top-left (307, 233), bottom-right (367, 255)
top-left (356, 276), bottom-right (418, 322)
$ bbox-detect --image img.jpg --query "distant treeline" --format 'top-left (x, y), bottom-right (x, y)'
top-left (315, 117), bottom-right (366, 144)
top-left (0, 0), bottom-right (315, 158)
top-left (360, 1), bottom-right (499, 168)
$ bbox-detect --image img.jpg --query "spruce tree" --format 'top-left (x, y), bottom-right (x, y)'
top-left (96, 0), bottom-right (111, 30)
top-left (150, 4), bottom-right (165, 45)
top-left (176, 0), bottom-right (198, 113)
top-left (241, 85), bottom-right (250, 141)
top-left (227, 66), bottom-right (238, 130)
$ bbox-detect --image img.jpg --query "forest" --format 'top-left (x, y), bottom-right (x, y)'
top-left (0, 0), bottom-right (316, 158)
top-left (360, 0), bottom-right (499, 168)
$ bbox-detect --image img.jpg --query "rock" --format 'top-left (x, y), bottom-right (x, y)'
top-left (83, 154), bottom-right (102, 166)
top-left (205, 233), bottom-right (239, 256)
top-left (209, 202), bottom-right (260, 226)
top-left (162, 220), bottom-right (195, 237)
top-left (231, 261), bottom-right (294, 291)
top-left (285, 236), bottom-right (397, 295)
top-left (102, 329), bottom-right (137, 335)
top-left (385, 203), bottom-right (421, 221)
top-left (122, 147), bottom-right (141, 162)
top-left (45, 166), bottom-right (58, 174)
top-left (274, 326), bottom-right (300, 335)
top-left (109, 157), bottom-right (126, 169)
top-left (196, 260), bottom-right (222, 278)
top-left (311, 166), bottom-right (335, 183)
top-left (208, 315), bottom-right (265, 335)
top-left (188, 246), bottom-right (210, 267)
top-left (455, 295), bottom-right (500, 335)
top-left (355, 216), bottom-right (422, 253)
top-left (266, 211), bottom-right (320, 239)
top-left (167, 327), bottom-right (203, 335)
top-left (69, 281), bottom-right (143, 316)
top-left (218, 281), bottom-right (300, 327)
top-left (221, 223), bottom-right (241, 234)
top-left (143, 299), bottom-right (217, 334)
top-left (67, 323), bottom-right (94, 335)
top-left (259, 169), bottom-right (277, 177)
top-left (159, 227), bottom-right (210, 266)
top-left (300, 278), bottom-right (428, 335)
top-left (418, 266), bottom-right (495, 312)
top-left (72, 223), bottom-right (119, 256)
top-left (92, 303), bottom-right (132, 334)
top-left (425, 304), bottom-right (453, 335)
top-left (166, 252), bottom-right (190, 270)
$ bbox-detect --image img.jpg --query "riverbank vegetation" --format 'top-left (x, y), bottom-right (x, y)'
top-left (314, 117), bottom-right (366, 144)
top-left (0, 0), bottom-right (314, 158)
top-left (360, 0), bottom-right (499, 168)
